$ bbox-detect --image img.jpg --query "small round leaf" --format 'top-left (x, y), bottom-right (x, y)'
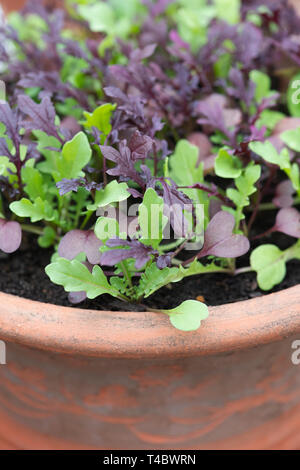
top-left (167, 300), bottom-right (209, 331)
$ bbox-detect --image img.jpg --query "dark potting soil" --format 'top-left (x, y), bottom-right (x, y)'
top-left (0, 214), bottom-right (300, 312)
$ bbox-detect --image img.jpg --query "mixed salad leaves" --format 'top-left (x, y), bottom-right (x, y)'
top-left (0, 0), bottom-right (300, 330)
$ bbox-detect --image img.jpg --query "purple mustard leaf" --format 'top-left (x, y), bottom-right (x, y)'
top-left (104, 86), bottom-right (129, 103)
top-left (17, 73), bottom-right (54, 93)
top-left (234, 125), bottom-right (267, 159)
top-left (100, 141), bottom-right (145, 187)
top-left (61, 37), bottom-right (89, 61)
top-left (141, 164), bottom-right (155, 187)
top-left (187, 132), bottom-right (213, 169)
top-left (151, 115), bottom-right (165, 134)
top-left (108, 65), bottom-right (134, 86)
top-left (108, 62), bottom-right (183, 133)
top-left (84, 181), bottom-right (104, 193)
top-left (127, 188), bottom-right (143, 198)
top-left (79, 233), bottom-right (102, 265)
top-left (226, 68), bottom-right (255, 109)
top-left (89, 126), bottom-right (102, 147)
top-left (60, 116), bottom-right (82, 139)
top-left (169, 30), bottom-right (190, 50)
top-left (62, 37), bottom-right (106, 75)
top-left (199, 211), bottom-right (250, 258)
top-left (139, 18), bottom-right (168, 47)
top-left (26, 141), bottom-right (40, 162)
top-left (68, 291), bottom-right (87, 304)
top-left (260, 93), bottom-right (279, 111)
top-left (156, 253), bottom-right (173, 269)
top-left (143, 0), bottom-right (173, 17)
top-left (195, 94), bottom-right (238, 145)
top-left (109, 129), bottom-right (121, 146)
top-left (209, 198), bottom-right (223, 219)
top-left (105, 239), bottom-right (132, 249)
top-left (249, 125), bottom-right (267, 142)
top-left (57, 179), bottom-right (84, 196)
top-left (17, 95), bottom-right (61, 141)
top-left (172, 63), bottom-right (199, 100)
top-left (117, 39), bottom-right (134, 59)
top-left (109, 63), bottom-right (156, 95)
top-left (273, 180), bottom-right (295, 208)
top-left (130, 44), bottom-right (157, 62)
top-left (274, 207), bottom-right (300, 238)
top-left (128, 130), bottom-right (153, 161)
top-left (56, 178), bottom-right (102, 196)
top-left (0, 138), bottom-right (12, 158)
top-left (99, 145), bottom-right (120, 164)
top-left (157, 139), bottom-right (170, 158)
top-left (0, 219), bottom-right (22, 254)
top-left (0, 102), bottom-right (21, 149)
top-left (104, 85), bottom-right (158, 137)
top-left (58, 230), bottom-right (102, 265)
top-left (134, 19), bottom-right (166, 49)
top-left (17, 71), bottom-right (89, 109)
top-left (234, 22), bottom-right (264, 69)
top-left (270, 3), bottom-right (300, 66)
top-left (105, 86), bottom-right (146, 123)
top-left (101, 239), bottom-right (155, 270)
top-left (161, 179), bottom-right (192, 237)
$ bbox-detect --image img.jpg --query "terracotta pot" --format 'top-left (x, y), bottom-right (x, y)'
top-left (1, 0), bottom-right (300, 451)
top-left (0, 287), bottom-right (300, 450)
top-left (1, 0), bottom-right (25, 12)
top-left (0, 0), bottom-right (62, 13)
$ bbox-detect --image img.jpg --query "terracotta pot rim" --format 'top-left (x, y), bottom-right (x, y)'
top-left (1, 7), bottom-right (299, 359)
top-left (0, 285), bottom-right (299, 358)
